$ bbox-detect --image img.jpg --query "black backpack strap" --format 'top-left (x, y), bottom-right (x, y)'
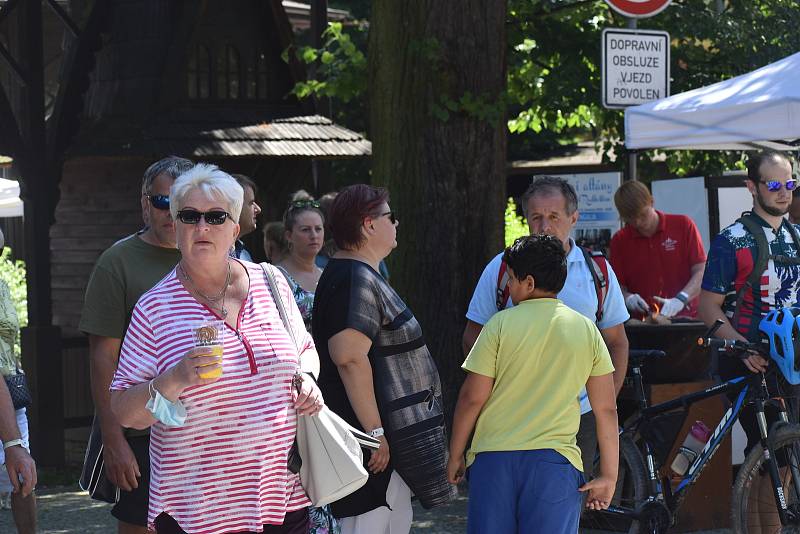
top-left (738, 213), bottom-right (771, 289)
top-left (728, 212), bottom-right (770, 326)
top-left (785, 219), bottom-right (800, 251)
top-left (770, 221), bottom-right (800, 267)
top-left (581, 247), bottom-right (608, 324)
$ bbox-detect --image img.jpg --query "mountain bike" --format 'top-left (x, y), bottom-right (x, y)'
top-left (584, 318), bottom-right (800, 534)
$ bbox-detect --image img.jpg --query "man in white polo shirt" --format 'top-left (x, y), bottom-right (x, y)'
top-left (463, 175), bottom-right (629, 478)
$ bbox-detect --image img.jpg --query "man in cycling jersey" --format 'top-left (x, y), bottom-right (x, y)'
top-left (699, 150), bottom-right (800, 525)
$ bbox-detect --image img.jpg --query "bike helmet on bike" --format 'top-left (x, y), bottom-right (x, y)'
top-left (758, 307), bottom-right (800, 384)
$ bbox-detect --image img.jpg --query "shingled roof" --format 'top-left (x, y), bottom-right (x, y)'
top-left (69, 114), bottom-right (371, 158)
top-left (175, 115), bottom-right (371, 157)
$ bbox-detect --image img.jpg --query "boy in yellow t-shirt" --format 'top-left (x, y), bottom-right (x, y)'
top-left (447, 234), bottom-right (619, 534)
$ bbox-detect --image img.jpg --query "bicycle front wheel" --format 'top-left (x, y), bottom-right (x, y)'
top-left (732, 424), bottom-right (800, 534)
top-left (582, 435), bottom-right (648, 534)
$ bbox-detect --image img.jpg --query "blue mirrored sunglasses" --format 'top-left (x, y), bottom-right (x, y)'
top-left (147, 195), bottom-right (170, 210)
top-left (760, 179), bottom-right (797, 192)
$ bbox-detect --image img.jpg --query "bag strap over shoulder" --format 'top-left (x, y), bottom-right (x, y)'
top-left (497, 247), bottom-right (608, 324)
top-left (496, 260), bottom-right (511, 312)
top-left (260, 262), bottom-right (298, 352)
top-left (786, 220), bottom-right (800, 248)
top-left (581, 247), bottom-right (609, 324)
top-left (737, 212), bottom-right (771, 289)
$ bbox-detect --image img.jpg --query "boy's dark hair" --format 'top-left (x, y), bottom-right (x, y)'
top-left (746, 150), bottom-right (793, 183)
top-left (502, 234), bottom-right (567, 293)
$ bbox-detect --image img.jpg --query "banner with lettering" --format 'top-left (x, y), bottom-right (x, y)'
top-left (548, 172), bottom-right (622, 253)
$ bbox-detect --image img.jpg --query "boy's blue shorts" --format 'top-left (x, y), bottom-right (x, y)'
top-left (467, 449), bottom-right (585, 534)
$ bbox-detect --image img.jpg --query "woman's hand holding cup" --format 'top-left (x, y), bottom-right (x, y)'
top-left (157, 347), bottom-right (223, 401)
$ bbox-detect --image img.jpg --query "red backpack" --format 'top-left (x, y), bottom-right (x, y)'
top-left (495, 247), bottom-right (610, 323)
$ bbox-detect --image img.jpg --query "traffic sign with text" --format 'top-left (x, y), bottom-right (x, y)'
top-left (602, 28), bottom-right (670, 108)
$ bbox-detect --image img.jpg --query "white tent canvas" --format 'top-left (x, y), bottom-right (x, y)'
top-left (625, 51), bottom-right (800, 151)
top-left (0, 178), bottom-right (23, 218)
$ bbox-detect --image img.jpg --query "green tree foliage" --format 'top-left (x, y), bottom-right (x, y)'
top-left (288, 22), bottom-right (367, 104)
top-left (507, 0), bottom-right (800, 175)
top-left (505, 198), bottom-right (528, 246)
top-left (0, 247), bottom-right (27, 355)
top-left (290, 1), bottom-right (800, 177)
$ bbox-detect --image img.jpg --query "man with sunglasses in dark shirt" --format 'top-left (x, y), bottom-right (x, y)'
top-left (79, 156), bottom-right (194, 534)
top-left (699, 150), bottom-right (800, 528)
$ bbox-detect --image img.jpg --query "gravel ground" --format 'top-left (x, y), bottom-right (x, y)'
top-left (0, 485), bottom-right (470, 534)
top-left (0, 484), bottom-right (731, 533)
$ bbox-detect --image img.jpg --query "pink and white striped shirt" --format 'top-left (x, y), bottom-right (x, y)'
top-left (111, 262), bottom-right (312, 533)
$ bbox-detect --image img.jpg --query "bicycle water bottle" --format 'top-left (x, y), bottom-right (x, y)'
top-left (670, 421), bottom-right (711, 476)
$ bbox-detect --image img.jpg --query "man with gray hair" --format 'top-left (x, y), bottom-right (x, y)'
top-left (79, 156), bottom-right (193, 533)
top-left (462, 175), bottom-right (630, 482)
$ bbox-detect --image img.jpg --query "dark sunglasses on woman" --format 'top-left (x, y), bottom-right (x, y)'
top-left (760, 179), bottom-right (797, 192)
top-left (147, 195), bottom-right (170, 210)
top-left (176, 209), bottom-right (233, 225)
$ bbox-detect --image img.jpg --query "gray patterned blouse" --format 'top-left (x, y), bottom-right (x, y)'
top-left (312, 258), bottom-right (456, 518)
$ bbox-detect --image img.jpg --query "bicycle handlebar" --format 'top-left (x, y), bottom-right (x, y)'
top-left (697, 337), bottom-right (763, 357)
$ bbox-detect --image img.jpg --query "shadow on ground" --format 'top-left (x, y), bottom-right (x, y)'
top-left (0, 485), bottom-right (114, 533)
top-left (0, 483), bottom-right (732, 533)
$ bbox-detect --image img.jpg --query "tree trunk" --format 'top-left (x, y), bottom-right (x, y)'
top-left (368, 1), bottom-right (507, 419)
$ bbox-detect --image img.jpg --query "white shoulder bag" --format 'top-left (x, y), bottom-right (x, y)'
top-left (260, 263), bottom-right (379, 507)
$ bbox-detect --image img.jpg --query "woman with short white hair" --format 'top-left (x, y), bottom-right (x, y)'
top-left (110, 163), bottom-right (323, 534)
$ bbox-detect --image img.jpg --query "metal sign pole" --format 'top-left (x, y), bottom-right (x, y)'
top-left (626, 17), bottom-right (637, 180)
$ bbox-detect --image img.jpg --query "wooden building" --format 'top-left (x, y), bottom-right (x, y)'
top-left (0, 0), bottom-right (369, 465)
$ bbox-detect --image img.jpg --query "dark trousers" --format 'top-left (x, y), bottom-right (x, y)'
top-left (154, 508), bottom-right (310, 534)
top-left (111, 434), bottom-right (150, 526)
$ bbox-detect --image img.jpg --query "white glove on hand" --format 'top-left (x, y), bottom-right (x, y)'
top-left (653, 296), bottom-right (685, 318)
top-left (625, 293), bottom-right (650, 314)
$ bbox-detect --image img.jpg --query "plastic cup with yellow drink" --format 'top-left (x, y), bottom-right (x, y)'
top-left (192, 320), bottom-right (225, 379)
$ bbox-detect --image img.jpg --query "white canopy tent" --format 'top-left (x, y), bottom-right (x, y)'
top-left (0, 178), bottom-right (23, 218)
top-left (625, 51), bottom-right (800, 151)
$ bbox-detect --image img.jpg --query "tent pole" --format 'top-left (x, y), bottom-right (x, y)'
top-left (627, 149), bottom-right (638, 181)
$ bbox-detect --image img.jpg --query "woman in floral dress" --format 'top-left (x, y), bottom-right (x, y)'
top-left (275, 191), bottom-right (338, 534)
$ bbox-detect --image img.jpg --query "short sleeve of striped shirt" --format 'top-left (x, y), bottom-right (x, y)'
top-left (111, 301), bottom-right (159, 391)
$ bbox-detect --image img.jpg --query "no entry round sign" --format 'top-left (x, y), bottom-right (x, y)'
top-left (605, 0), bottom-right (671, 18)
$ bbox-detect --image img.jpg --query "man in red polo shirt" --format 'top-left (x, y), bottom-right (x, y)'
top-left (610, 181), bottom-right (706, 319)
